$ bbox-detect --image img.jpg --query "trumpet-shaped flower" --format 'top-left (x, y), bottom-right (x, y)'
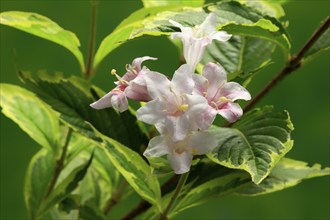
top-left (169, 13), bottom-right (231, 72)
top-left (193, 62), bottom-right (251, 126)
top-left (136, 64), bottom-right (209, 141)
top-left (144, 131), bottom-right (217, 174)
top-left (90, 56), bottom-right (157, 112)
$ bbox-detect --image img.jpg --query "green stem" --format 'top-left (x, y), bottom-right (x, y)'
top-left (45, 128), bottom-right (72, 198)
top-left (84, 0), bottom-right (98, 80)
top-left (159, 172), bottom-right (189, 220)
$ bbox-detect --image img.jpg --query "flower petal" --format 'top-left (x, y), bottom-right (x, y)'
top-left (125, 82), bottom-right (151, 102)
top-left (136, 99), bottom-right (165, 125)
top-left (218, 102), bottom-right (243, 123)
top-left (195, 106), bottom-right (217, 130)
top-left (168, 151), bottom-right (193, 174)
top-left (144, 135), bottom-right (169, 157)
top-left (211, 31), bottom-right (232, 42)
top-left (202, 62), bottom-right (227, 97)
top-left (200, 13), bottom-right (217, 33)
top-left (188, 131), bottom-right (217, 155)
top-left (111, 92), bottom-right (128, 112)
top-left (192, 73), bottom-right (208, 96)
top-left (132, 56), bottom-right (157, 72)
top-left (90, 91), bottom-right (114, 110)
top-left (183, 38), bottom-right (210, 72)
top-left (144, 71), bottom-right (171, 100)
top-left (185, 94), bottom-right (209, 118)
top-left (164, 115), bottom-right (194, 142)
top-left (90, 90), bottom-right (128, 112)
top-left (220, 82), bottom-right (251, 101)
top-left (172, 64), bottom-right (194, 94)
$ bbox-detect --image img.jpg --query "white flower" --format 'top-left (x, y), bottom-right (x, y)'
top-left (169, 13), bottom-right (232, 72)
top-left (136, 64), bottom-right (209, 141)
top-left (90, 56), bottom-right (157, 112)
top-left (144, 131), bottom-right (217, 174)
top-left (193, 62), bottom-right (251, 125)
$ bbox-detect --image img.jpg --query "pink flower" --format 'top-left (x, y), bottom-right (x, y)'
top-left (90, 56), bottom-right (157, 112)
top-left (169, 13), bottom-right (231, 72)
top-left (193, 62), bottom-right (251, 126)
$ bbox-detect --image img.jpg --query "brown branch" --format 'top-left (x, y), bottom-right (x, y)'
top-left (294, 16), bottom-right (330, 63)
top-left (121, 200), bottom-right (150, 220)
top-left (243, 16), bottom-right (330, 113)
top-left (103, 180), bottom-right (127, 215)
top-left (121, 175), bottom-right (179, 220)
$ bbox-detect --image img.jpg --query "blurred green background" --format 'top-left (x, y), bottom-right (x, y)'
top-left (0, 0), bottom-right (329, 219)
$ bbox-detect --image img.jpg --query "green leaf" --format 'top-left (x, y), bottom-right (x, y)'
top-left (78, 147), bottom-right (121, 210)
top-left (114, 5), bottom-right (186, 32)
top-left (170, 172), bottom-right (250, 217)
top-left (0, 84), bottom-right (60, 152)
top-left (141, 0), bottom-right (204, 8)
top-left (94, 129), bottom-right (162, 209)
top-left (202, 36), bottom-right (276, 83)
top-left (24, 149), bottom-right (56, 220)
top-left (237, 157), bottom-right (330, 196)
top-left (93, 5), bottom-right (183, 69)
top-left (40, 152), bottom-right (94, 215)
top-left (79, 201), bottom-right (106, 220)
top-left (0, 11), bottom-right (85, 72)
top-left (209, 2), bottom-right (290, 55)
top-left (66, 132), bottom-right (95, 165)
top-left (93, 1), bottom-right (290, 69)
top-left (49, 207), bottom-right (79, 219)
top-left (93, 147), bottom-right (121, 191)
top-left (237, 0), bottom-right (285, 18)
top-left (59, 195), bottom-right (79, 214)
top-left (143, 156), bottom-right (328, 218)
top-left (19, 71), bottom-right (148, 152)
top-left (304, 24), bottom-right (330, 63)
top-left (147, 156), bottom-right (174, 176)
top-left (207, 106), bottom-right (294, 184)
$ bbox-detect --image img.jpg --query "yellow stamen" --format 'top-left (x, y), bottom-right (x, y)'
top-left (219, 96), bottom-right (232, 103)
top-left (179, 104), bottom-right (189, 112)
top-left (111, 69), bottom-right (117, 75)
top-left (111, 69), bottom-right (129, 85)
top-left (125, 64), bottom-right (130, 71)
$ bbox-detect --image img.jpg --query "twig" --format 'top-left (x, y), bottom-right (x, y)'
top-left (103, 180), bottom-right (127, 215)
top-left (121, 200), bottom-right (150, 220)
top-left (45, 128), bottom-right (73, 198)
top-left (294, 16), bottom-right (330, 64)
top-left (121, 175), bottom-right (179, 220)
top-left (243, 16), bottom-right (330, 113)
top-left (85, 0), bottom-right (98, 79)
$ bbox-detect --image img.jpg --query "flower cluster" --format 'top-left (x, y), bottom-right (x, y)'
top-left (91, 13), bottom-right (251, 174)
